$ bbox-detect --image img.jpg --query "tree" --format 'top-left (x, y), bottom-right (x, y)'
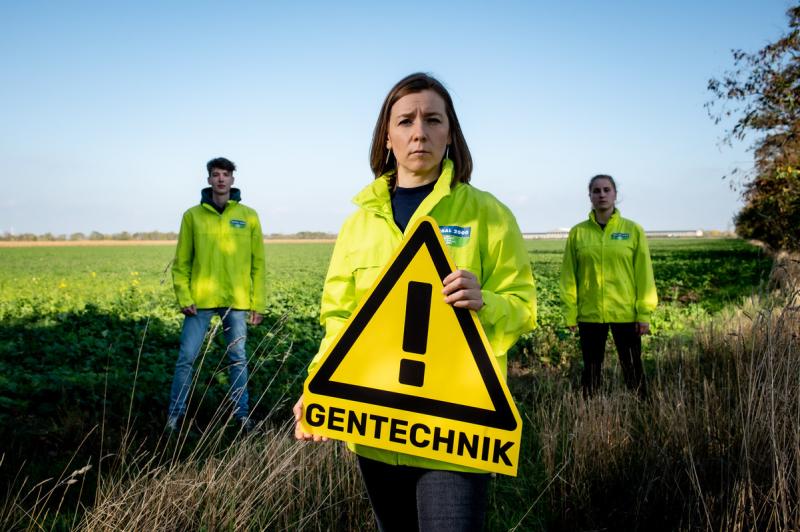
top-left (707, 4), bottom-right (800, 251)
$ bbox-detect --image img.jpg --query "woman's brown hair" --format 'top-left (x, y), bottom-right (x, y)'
top-left (588, 174), bottom-right (617, 192)
top-left (369, 73), bottom-right (473, 187)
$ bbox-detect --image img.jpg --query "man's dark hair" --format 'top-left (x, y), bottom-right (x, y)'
top-left (207, 157), bottom-right (237, 175)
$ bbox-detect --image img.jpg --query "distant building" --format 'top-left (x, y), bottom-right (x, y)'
top-left (522, 229), bottom-right (705, 240)
top-left (522, 230), bottom-right (569, 240)
top-left (647, 229), bottom-right (705, 238)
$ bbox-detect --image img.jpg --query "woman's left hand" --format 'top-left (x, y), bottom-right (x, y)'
top-left (442, 269), bottom-right (483, 310)
top-left (636, 322), bottom-right (651, 336)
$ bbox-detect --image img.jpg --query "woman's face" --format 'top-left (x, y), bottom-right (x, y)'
top-left (589, 178), bottom-right (617, 211)
top-left (387, 89), bottom-right (451, 182)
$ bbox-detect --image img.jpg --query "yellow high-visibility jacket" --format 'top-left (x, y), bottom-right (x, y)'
top-left (172, 188), bottom-right (266, 312)
top-left (560, 209), bottom-right (657, 326)
top-left (309, 159), bottom-right (536, 471)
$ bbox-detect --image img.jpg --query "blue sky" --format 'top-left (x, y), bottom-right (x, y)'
top-left (1, 1), bottom-right (794, 234)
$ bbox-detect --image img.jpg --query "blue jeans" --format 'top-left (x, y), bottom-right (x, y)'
top-left (357, 455), bottom-right (490, 532)
top-left (168, 308), bottom-right (250, 422)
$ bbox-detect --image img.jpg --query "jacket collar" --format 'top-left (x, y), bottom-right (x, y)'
top-left (201, 187), bottom-right (241, 209)
top-left (589, 208), bottom-right (620, 228)
top-left (353, 159), bottom-right (457, 222)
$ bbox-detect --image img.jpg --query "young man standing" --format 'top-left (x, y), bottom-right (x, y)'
top-left (167, 157), bottom-right (265, 431)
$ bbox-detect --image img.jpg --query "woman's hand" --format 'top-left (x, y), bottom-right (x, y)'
top-left (636, 322), bottom-right (651, 336)
top-left (442, 269), bottom-right (483, 310)
top-left (293, 395), bottom-right (328, 442)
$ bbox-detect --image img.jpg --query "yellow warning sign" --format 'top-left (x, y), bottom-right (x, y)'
top-left (301, 216), bottom-right (523, 476)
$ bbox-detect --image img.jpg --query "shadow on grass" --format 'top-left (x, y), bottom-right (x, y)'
top-left (0, 304), bottom-right (322, 528)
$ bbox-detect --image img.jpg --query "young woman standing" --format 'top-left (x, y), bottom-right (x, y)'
top-left (560, 174), bottom-right (657, 398)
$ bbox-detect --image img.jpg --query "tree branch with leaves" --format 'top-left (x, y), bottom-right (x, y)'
top-left (707, 4), bottom-right (800, 251)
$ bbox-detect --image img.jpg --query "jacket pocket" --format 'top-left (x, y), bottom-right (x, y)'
top-left (346, 246), bottom-right (390, 296)
top-left (448, 246), bottom-right (482, 281)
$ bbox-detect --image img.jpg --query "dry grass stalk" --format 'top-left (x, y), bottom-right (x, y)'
top-left (528, 254), bottom-right (800, 530)
top-left (82, 425), bottom-right (371, 531)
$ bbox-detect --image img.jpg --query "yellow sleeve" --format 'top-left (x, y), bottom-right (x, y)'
top-left (633, 226), bottom-right (658, 323)
top-left (308, 225), bottom-right (357, 375)
top-left (477, 206), bottom-right (537, 359)
top-left (249, 211), bottom-right (267, 313)
top-left (559, 228), bottom-right (579, 327)
top-left (172, 211), bottom-right (195, 309)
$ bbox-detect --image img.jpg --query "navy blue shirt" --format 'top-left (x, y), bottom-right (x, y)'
top-left (391, 180), bottom-right (437, 232)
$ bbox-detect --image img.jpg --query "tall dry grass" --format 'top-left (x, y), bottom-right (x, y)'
top-left (76, 310), bottom-right (374, 531)
top-left (82, 424), bottom-right (371, 531)
top-left (503, 253), bottom-right (800, 531)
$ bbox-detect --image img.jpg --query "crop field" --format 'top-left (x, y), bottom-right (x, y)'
top-left (0, 237), bottom-right (777, 529)
top-left (0, 237), bottom-right (769, 331)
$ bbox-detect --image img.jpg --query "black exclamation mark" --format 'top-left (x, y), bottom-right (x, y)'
top-left (399, 281), bottom-right (432, 387)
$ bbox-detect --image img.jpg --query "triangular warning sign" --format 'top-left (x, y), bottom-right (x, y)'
top-left (309, 217), bottom-right (516, 430)
top-left (302, 216), bottom-right (523, 475)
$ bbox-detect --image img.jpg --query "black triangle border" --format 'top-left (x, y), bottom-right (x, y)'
top-left (308, 219), bottom-right (517, 431)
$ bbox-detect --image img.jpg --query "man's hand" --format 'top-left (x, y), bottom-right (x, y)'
top-left (636, 322), bottom-right (651, 336)
top-left (293, 395), bottom-right (328, 442)
top-left (442, 269), bottom-right (483, 310)
top-left (249, 311), bottom-right (263, 325)
top-left (181, 304), bottom-right (197, 317)
top-left (568, 325), bottom-right (577, 333)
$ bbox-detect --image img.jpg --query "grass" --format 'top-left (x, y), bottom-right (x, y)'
top-left (83, 425), bottom-right (371, 531)
top-left (59, 257), bottom-right (798, 531)
top-left (494, 253), bottom-right (800, 531)
top-left (0, 238), bottom-right (787, 530)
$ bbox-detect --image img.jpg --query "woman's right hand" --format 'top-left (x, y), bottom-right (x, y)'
top-left (293, 395), bottom-right (328, 442)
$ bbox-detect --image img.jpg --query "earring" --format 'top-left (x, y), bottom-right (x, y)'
top-left (385, 149), bottom-right (392, 165)
top-left (445, 145), bottom-right (450, 160)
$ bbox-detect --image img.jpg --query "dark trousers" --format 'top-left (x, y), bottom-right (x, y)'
top-left (357, 455), bottom-right (490, 532)
top-left (578, 322), bottom-right (647, 398)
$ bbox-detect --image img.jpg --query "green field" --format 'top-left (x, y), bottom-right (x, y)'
top-left (0, 237), bottom-right (769, 327)
top-left (0, 238), bottom-right (770, 425)
top-left (0, 238), bottom-right (775, 529)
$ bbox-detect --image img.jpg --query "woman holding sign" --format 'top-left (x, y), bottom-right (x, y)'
top-left (560, 174), bottom-right (657, 399)
top-left (293, 73), bottom-right (536, 531)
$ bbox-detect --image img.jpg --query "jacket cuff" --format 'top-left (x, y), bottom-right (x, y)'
top-left (635, 311), bottom-right (651, 323)
top-left (477, 290), bottom-right (502, 326)
top-left (178, 295), bottom-right (194, 309)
